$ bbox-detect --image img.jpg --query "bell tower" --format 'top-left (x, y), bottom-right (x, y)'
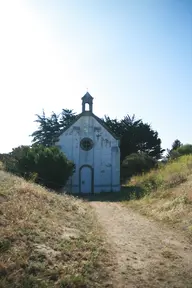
top-left (81, 92), bottom-right (93, 113)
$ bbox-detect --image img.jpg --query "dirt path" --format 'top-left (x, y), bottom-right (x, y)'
top-left (91, 201), bottom-right (192, 288)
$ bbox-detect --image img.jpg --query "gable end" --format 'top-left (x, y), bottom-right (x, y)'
top-left (58, 111), bottom-right (119, 141)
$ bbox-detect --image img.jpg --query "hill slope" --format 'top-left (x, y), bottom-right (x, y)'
top-left (126, 155), bottom-right (192, 239)
top-left (0, 171), bottom-right (112, 288)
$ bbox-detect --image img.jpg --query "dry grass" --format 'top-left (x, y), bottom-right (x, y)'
top-left (0, 161), bottom-right (4, 171)
top-left (125, 156), bottom-right (192, 240)
top-left (0, 171), bottom-right (112, 288)
top-left (128, 155), bottom-right (192, 193)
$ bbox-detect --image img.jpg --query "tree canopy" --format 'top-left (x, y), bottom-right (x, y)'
top-left (166, 139), bottom-right (183, 160)
top-left (3, 145), bottom-right (75, 190)
top-left (31, 109), bottom-right (77, 147)
top-left (172, 139), bottom-right (182, 151)
top-left (165, 140), bottom-right (192, 161)
top-left (102, 114), bottom-right (164, 162)
top-left (31, 109), bottom-right (164, 164)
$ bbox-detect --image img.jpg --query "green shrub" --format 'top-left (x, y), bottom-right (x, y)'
top-left (177, 144), bottom-right (192, 156)
top-left (4, 145), bottom-right (75, 190)
top-left (168, 144), bottom-right (192, 160)
top-left (121, 152), bottom-right (157, 180)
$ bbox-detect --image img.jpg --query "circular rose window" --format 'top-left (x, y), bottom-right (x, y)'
top-left (80, 138), bottom-right (93, 151)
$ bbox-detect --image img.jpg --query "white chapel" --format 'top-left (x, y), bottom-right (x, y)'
top-left (56, 92), bottom-right (120, 193)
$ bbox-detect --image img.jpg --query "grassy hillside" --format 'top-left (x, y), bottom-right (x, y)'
top-left (0, 171), bottom-right (112, 288)
top-left (126, 155), bottom-right (192, 239)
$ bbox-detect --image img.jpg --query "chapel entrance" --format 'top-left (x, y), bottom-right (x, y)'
top-left (79, 165), bottom-right (93, 193)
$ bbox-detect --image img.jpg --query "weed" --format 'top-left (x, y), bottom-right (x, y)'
top-left (0, 239), bottom-right (11, 252)
top-left (59, 274), bottom-right (87, 288)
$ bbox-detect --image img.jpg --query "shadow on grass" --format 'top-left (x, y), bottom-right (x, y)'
top-left (74, 185), bottom-right (145, 202)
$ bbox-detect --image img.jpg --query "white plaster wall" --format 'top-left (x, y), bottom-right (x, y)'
top-left (57, 115), bottom-right (120, 193)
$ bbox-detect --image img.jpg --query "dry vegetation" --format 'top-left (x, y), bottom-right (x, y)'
top-left (0, 161), bottom-right (4, 171)
top-left (0, 170), bottom-right (112, 288)
top-left (126, 155), bottom-right (192, 239)
top-left (1, 154), bottom-right (192, 287)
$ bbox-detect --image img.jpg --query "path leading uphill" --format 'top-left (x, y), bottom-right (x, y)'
top-left (91, 201), bottom-right (192, 288)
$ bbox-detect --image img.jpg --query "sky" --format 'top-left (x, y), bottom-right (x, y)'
top-left (0, 0), bottom-right (191, 153)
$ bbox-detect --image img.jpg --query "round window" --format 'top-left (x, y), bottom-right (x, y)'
top-left (80, 138), bottom-right (93, 151)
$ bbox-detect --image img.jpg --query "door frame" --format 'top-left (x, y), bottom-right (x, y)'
top-left (79, 165), bottom-right (94, 194)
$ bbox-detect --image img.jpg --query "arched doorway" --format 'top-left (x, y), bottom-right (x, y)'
top-left (79, 165), bottom-right (93, 193)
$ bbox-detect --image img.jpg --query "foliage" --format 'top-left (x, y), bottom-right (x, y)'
top-left (0, 153), bottom-right (13, 164)
top-left (4, 145), bottom-right (75, 189)
top-left (31, 109), bottom-right (77, 146)
top-left (121, 152), bottom-right (157, 180)
top-left (31, 110), bottom-right (164, 164)
top-left (167, 149), bottom-right (181, 160)
top-left (30, 108), bottom-right (164, 180)
top-left (128, 155), bottom-right (192, 196)
top-left (172, 139), bottom-right (182, 150)
top-left (103, 114), bottom-right (164, 162)
top-left (177, 144), bottom-right (192, 156)
top-left (167, 141), bottom-right (192, 161)
top-left (166, 139), bottom-right (183, 160)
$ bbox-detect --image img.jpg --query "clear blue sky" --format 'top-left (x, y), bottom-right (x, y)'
top-left (0, 0), bottom-right (191, 153)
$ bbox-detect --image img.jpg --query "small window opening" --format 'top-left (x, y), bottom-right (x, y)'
top-left (85, 103), bottom-right (90, 111)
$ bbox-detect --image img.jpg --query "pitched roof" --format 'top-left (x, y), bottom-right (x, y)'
top-left (58, 111), bottom-right (120, 140)
top-left (81, 92), bottom-right (93, 100)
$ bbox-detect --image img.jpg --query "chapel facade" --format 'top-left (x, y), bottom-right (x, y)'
top-left (57, 92), bottom-right (120, 193)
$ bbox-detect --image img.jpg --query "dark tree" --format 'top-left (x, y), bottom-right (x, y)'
top-left (31, 109), bottom-right (77, 146)
top-left (59, 109), bottom-right (77, 128)
top-left (166, 139), bottom-right (183, 160)
top-left (103, 114), bottom-right (164, 162)
top-left (172, 139), bottom-right (182, 150)
top-left (31, 109), bottom-right (164, 172)
top-left (31, 110), bottom-right (59, 146)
